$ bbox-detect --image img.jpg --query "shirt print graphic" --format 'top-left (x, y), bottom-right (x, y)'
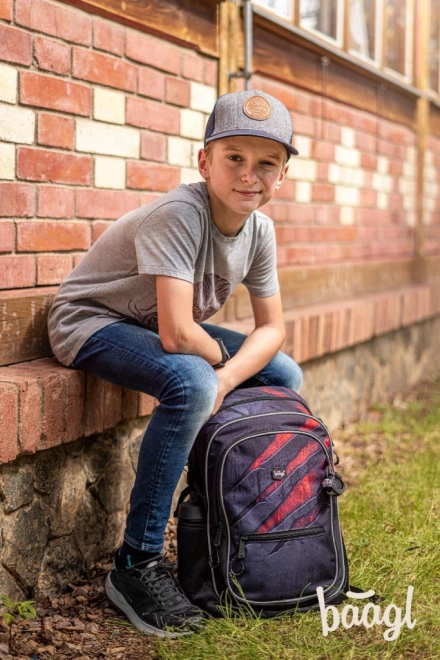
top-left (127, 273), bottom-right (231, 332)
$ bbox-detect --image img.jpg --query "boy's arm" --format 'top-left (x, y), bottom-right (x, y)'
top-left (212, 291), bottom-right (285, 413)
top-left (156, 274), bottom-right (286, 413)
top-left (156, 275), bottom-right (223, 365)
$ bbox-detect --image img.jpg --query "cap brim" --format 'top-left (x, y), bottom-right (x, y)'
top-left (205, 129), bottom-right (299, 156)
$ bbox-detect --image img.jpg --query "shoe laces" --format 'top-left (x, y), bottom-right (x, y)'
top-left (138, 559), bottom-right (187, 609)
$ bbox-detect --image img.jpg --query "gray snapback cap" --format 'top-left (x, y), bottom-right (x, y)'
top-left (204, 89), bottom-right (299, 156)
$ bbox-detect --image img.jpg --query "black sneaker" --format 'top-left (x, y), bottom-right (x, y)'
top-left (105, 555), bottom-right (205, 637)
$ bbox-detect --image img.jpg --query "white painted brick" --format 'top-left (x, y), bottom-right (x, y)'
top-left (407, 146), bottom-right (416, 163)
top-left (335, 145), bottom-right (360, 167)
top-left (372, 172), bottom-right (393, 193)
top-left (0, 64), bottom-right (17, 104)
top-left (425, 180), bottom-right (438, 197)
top-left (295, 181), bottom-right (311, 203)
top-left (168, 137), bottom-right (192, 167)
top-left (293, 135), bottom-right (311, 158)
top-left (425, 164), bottom-right (437, 182)
top-left (425, 196), bottom-right (436, 212)
top-left (403, 195), bottom-right (415, 211)
top-left (407, 212), bottom-right (416, 227)
top-left (191, 141), bottom-right (203, 168)
top-left (0, 103), bottom-right (35, 144)
top-left (399, 178), bottom-right (415, 196)
top-left (93, 87), bottom-right (125, 125)
top-left (335, 185), bottom-right (359, 206)
top-left (377, 192), bottom-right (388, 210)
top-left (94, 156), bottom-right (126, 189)
top-left (180, 167), bottom-right (204, 185)
top-left (425, 150), bottom-right (434, 166)
top-left (377, 156), bottom-right (389, 174)
top-left (340, 206), bottom-right (354, 226)
top-left (76, 119), bottom-right (140, 158)
top-left (0, 142), bottom-right (15, 180)
top-left (340, 127), bottom-right (355, 148)
top-left (328, 163), bottom-right (340, 184)
top-left (286, 158), bottom-right (317, 181)
top-left (403, 161), bottom-right (415, 178)
top-left (353, 169), bottom-right (365, 187)
top-left (190, 83), bottom-right (216, 114)
top-left (339, 166), bottom-right (364, 188)
top-left (180, 109), bottom-right (205, 140)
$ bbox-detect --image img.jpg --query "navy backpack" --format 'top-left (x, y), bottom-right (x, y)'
top-left (176, 386), bottom-right (349, 617)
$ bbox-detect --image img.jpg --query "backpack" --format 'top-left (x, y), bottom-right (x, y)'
top-left (175, 385), bottom-right (349, 617)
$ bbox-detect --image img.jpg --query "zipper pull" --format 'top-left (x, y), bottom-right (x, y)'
top-left (214, 524), bottom-right (222, 547)
top-left (231, 537), bottom-right (246, 576)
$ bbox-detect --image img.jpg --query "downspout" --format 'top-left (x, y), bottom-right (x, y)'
top-left (228, 0), bottom-right (253, 89)
top-left (243, 0), bottom-right (253, 89)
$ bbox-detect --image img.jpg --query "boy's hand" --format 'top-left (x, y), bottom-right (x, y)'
top-left (210, 368), bottom-right (234, 416)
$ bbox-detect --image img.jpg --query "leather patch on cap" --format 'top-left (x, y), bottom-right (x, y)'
top-left (243, 96), bottom-right (271, 121)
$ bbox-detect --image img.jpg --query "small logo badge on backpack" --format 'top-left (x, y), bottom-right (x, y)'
top-left (272, 468), bottom-right (286, 480)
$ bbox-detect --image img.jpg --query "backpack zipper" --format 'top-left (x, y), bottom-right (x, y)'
top-left (238, 526), bottom-right (324, 560)
top-left (219, 394), bottom-right (310, 414)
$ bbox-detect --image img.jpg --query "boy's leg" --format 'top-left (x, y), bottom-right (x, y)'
top-left (200, 322), bottom-right (303, 393)
top-left (73, 320), bottom-right (218, 636)
top-left (73, 319), bottom-right (218, 552)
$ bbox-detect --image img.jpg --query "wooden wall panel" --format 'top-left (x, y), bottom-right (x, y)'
top-left (63, 0), bottom-right (221, 55)
top-left (0, 289), bottom-right (56, 366)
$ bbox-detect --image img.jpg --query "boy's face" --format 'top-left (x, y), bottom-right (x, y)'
top-left (198, 136), bottom-right (288, 225)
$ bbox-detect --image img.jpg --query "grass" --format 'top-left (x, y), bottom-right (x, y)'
top-left (156, 378), bottom-right (440, 660)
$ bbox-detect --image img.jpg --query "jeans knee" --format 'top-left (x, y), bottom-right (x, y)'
top-left (168, 356), bottom-right (218, 415)
top-left (263, 352), bottom-right (304, 393)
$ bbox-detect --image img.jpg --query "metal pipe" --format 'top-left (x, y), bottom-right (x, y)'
top-left (243, 0), bottom-right (253, 89)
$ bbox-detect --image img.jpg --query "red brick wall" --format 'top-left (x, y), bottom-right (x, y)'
top-left (0, 0), bottom-right (217, 290)
top-left (254, 76), bottom-right (421, 267)
top-left (425, 135), bottom-right (440, 255)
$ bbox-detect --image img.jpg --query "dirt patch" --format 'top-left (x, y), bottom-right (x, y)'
top-left (0, 560), bottom-right (161, 659)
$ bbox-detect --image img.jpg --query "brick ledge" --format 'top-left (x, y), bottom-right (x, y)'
top-left (0, 283), bottom-right (439, 464)
top-left (219, 283), bottom-right (440, 364)
top-left (0, 362), bottom-right (155, 464)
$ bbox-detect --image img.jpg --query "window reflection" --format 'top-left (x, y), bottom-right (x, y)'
top-left (253, 0), bottom-right (293, 20)
top-left (300, 0), bottom-right (338, 40)
top-left (384, 0), bottom-right (407, 75)
top-left (349, 0), bottom-right (377, 60)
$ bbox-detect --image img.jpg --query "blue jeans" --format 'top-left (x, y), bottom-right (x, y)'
top-left (73, 319), bottom-right (303, 552)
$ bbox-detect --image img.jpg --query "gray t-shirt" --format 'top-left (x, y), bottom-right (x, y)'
top-left (48, 182), bottom-right (279, 366)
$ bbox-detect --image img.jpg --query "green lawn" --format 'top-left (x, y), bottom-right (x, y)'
top-left (157, 378), bottom-right (440, 660)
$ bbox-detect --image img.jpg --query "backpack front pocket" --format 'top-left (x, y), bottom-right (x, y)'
top-left (226, 525), bottom-right (338, 605)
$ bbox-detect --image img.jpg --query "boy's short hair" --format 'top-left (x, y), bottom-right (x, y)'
top-left (204, 90), bottom-right (299, 158)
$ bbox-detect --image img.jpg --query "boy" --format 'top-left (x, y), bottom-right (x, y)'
top-left (48, 89), bottom-right (303, 637)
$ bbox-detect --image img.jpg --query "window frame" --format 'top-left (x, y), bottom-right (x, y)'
top-left (428, 0), bottom-right (440, 94)
top-left (252, 0), bottom-right (416, 87)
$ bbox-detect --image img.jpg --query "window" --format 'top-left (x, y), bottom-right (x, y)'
top-left (349, 0), bottom-right (379, 63)
top-left (384, 0), bottom-right (410, 77)
top-left (429, 0), bottom-right (440, 92)
top-left (252, 0), bottom-right (417, 86)
top-left (254, 0), bottom-right (293, 20)
top-left (300, 0), bottom-right (342, 43)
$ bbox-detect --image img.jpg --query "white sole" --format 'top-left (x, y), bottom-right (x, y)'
top-left (105, 572), bottom-right (192, 638)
